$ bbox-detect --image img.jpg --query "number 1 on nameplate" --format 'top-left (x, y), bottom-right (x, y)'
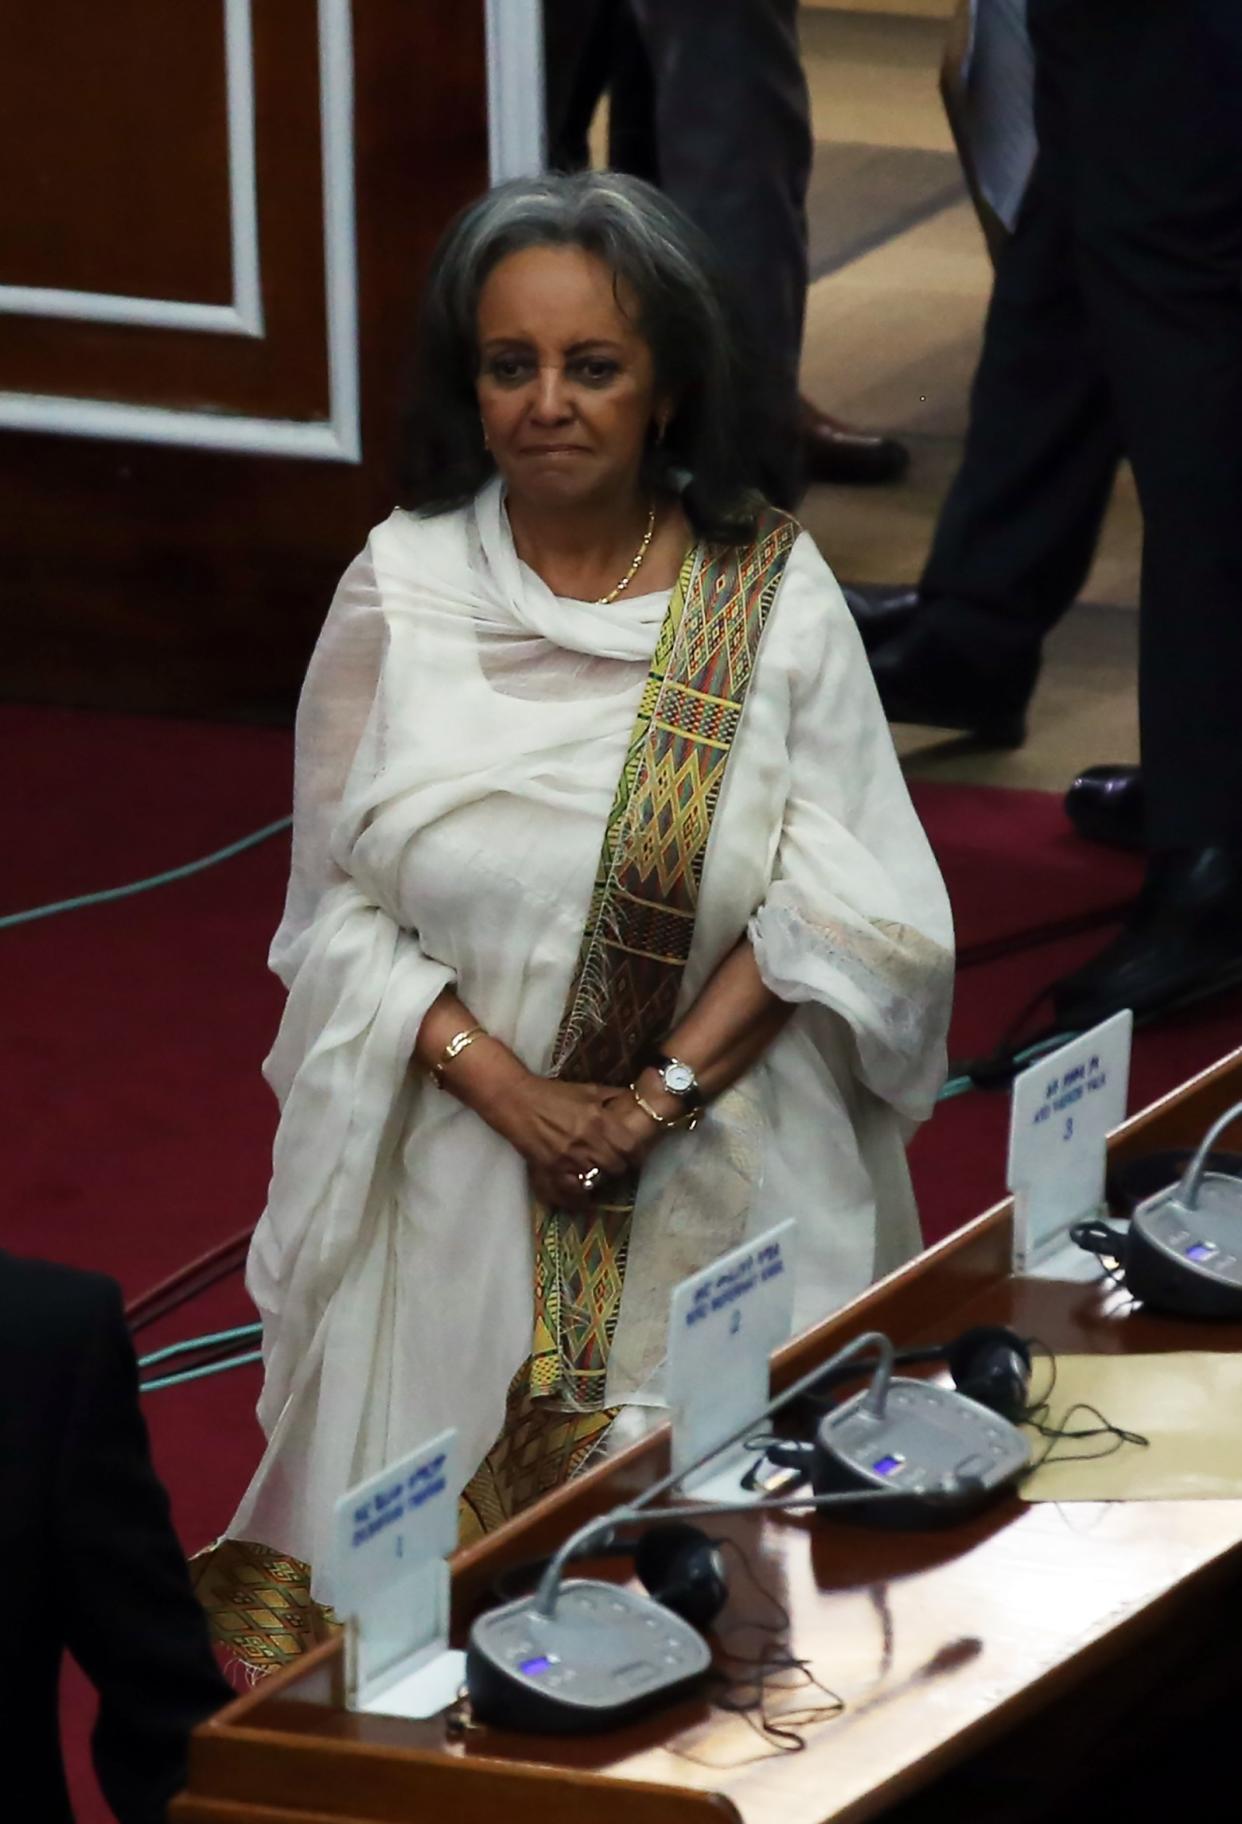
top-left (330, 1429), bottom-right (463, 1718)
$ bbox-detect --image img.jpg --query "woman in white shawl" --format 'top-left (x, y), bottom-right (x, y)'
top-left (201, 172), bottom-right (953, 1666)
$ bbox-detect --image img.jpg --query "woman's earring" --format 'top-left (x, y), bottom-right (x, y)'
top-left (480, 417), bottom-right (491, 451)
top-left (655, 416), bottom-right (669, 447)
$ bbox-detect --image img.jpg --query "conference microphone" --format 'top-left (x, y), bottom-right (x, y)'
top-left (466, 1329), bottom-right (1029, 1730)
top-left (1074, 1097), bottom-right (1242, 1317)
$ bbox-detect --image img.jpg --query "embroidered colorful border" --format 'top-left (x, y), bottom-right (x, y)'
top-left (533, 509), bottom-right (799, 1408)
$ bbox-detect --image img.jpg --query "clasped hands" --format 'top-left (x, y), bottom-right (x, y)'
top-left (494, 1075), bottom-right (669, 1212)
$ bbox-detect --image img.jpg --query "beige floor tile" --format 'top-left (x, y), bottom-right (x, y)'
top-left (800, 201), bottom-right (993, 585)
top-left (1082, 470), bottom-right (1141, 609)
top-left (802, 8), bottom-right (957, 152)
top-left (803, 0), bottom-right (956, 16)
top-left (802, 199), bottom-right (992, 438)
top-left (800, 438), bottom-right (961, 584)
top-left (891, 603), bottom-right (1141, 790)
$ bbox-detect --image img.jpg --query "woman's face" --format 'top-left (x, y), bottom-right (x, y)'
top-left (475, 244), bottom-right (665, 511)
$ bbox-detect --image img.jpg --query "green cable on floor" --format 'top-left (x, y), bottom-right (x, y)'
top-left (138, 1322), bottom-right (262, 1370)
top-left (137, 1322), bottom-right (264, 1395)
top-left (0, 815), bottom-right (293, 930)
top-left (141, 1351), bottom-right (264, 1394)
top-left (940, 1030), bottom-right (1075, 1100)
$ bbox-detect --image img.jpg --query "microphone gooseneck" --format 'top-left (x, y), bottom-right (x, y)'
top-left (534, 1329), bottom-right (896, 1617)
top-left (1181, 1098), bottom-right (1242, 1210)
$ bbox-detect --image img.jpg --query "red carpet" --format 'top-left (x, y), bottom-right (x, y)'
top-left (2, 702), bottom-right (1239, 1821)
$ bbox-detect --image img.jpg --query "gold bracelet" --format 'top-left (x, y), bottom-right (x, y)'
top-left (628, 1082), bottom-right (700, 1132)
top-left (430, 1025), bottom-right (486, 1085)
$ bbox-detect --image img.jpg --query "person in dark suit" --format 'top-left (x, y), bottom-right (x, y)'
top-left (542, 0), bottom-right (909, 504)
top-left (850, 0), bottom-right (1242, 1028)
top-left (0, 1251), bottom-right (231, 1824)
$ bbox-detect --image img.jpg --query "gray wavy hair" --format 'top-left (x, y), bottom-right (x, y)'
top-left (400, 171), bottom-right (765, 541)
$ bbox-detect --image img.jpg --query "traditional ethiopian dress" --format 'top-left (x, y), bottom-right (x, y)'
top-left (203, 482), bottom-right (952, 1662)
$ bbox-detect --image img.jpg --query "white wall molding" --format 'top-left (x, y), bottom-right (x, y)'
top-left (0, 390), bottom-right (356, 460)
top-left (0, 0), bottom-right (262, 338)
top-left (224, 0), bottom-right (263, 335)
top-left (0, 289), bottom-right (257, 336)
top-left (0, 0), bottom-right (360, 464)
top-left (485, 0), bottom-right (546, 183)
top-left (317, 0), bottom-right (360, 461)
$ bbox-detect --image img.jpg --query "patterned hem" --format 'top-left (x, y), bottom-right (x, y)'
top-left (196, 1372), bottom-right (618, 1672)
top-left (190, 1536), bottom-right (339, 1678)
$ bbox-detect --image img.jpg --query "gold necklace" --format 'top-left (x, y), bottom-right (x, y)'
top-left (594, 501), bottom-right (657, 605)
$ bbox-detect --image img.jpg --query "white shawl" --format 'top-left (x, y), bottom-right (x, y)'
top-left (230, 482), bottom-right (953, 1599)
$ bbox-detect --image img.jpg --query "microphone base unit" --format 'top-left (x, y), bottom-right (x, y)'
top-left (811, 1376), bottom-right (1030, 1525)
top-left (466, 1579), bottom-right (711, 1732)
top-left (1126, 1175), bottom-right (1242, 1319)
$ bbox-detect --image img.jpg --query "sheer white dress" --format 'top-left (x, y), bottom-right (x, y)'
top-left (229, 481), bottom-right (954, 1600)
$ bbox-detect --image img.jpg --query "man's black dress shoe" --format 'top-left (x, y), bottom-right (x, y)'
top-left (867, 622), bottom-right (1036, 748)
top-left (1052, 846), bottom-right (1242, 1027)
top-left (1064, 764), bottom-right (1145, 851)
top-left (840, 585), bottom-right (920, 655)
top-left (800, 397), bottom-right (910, 487)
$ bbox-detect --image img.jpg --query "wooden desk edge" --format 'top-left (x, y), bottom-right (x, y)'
top-left (178, 1713), bottom-right (743, 1823)
top-left (183, 1043), bottom-right (1242, 1821)
top-left (826, 1523), bottom-right (1242, 1824)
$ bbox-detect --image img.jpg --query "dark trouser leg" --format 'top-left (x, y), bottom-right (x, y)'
top-left (1126, 267), bottom-right (1242, 849)
top-left (605, 4), bottom-right (659, 185)
top-left (1030, 0), bottom-right (1242, 848)
top-left (543, 0), bottom-right (618, 172)
top-left (627, 0), bottom-right (812, 508)
top-left (917, 163), bottom-right (1122, 674)
top-left (543, 0), bottom-right (660, 184)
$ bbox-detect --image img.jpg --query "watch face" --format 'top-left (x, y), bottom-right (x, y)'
top-left (664, 1061), bottom-right (696, 1095)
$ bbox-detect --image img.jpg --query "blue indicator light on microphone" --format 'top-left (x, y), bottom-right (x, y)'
top-left (1186, 1242), bottom-right (1215, 1261)
top-left (520, 1655), bottom-right (555, 1677)
top-left (872, 1454), bottom-right (904, 1477)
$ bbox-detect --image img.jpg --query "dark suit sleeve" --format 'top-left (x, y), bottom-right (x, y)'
top-left (53, 1278), bottom-right (231, 1824)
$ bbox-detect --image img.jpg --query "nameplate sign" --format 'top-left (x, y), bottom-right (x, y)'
top-left (331, 1429), bottom-right (463, 1716)
top-left (667, 1220), bottom-right (796, 1488)
top-left (1008, 1012), bottom-right (1132, 1272)
top-left (332, 1429), bottom-right (457, 1613)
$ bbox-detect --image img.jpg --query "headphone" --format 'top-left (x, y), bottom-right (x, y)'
top-left (795, 1323), bottom-right (1034, 1426)
top-left (632, 1522), bottom-right (729, 1629)
top-left (490, 1520), bottom-right (729, 1635)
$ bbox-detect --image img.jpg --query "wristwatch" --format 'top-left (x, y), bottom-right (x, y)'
top-left (648, 1050), bottom-right (703, 1109)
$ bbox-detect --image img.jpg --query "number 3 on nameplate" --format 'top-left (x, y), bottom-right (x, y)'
top-left (1007, 1011), bottom-right (1133, 1273)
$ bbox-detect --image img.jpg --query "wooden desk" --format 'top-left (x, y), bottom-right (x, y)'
top-left (174, 1046), bottom-right (1242, 1824)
